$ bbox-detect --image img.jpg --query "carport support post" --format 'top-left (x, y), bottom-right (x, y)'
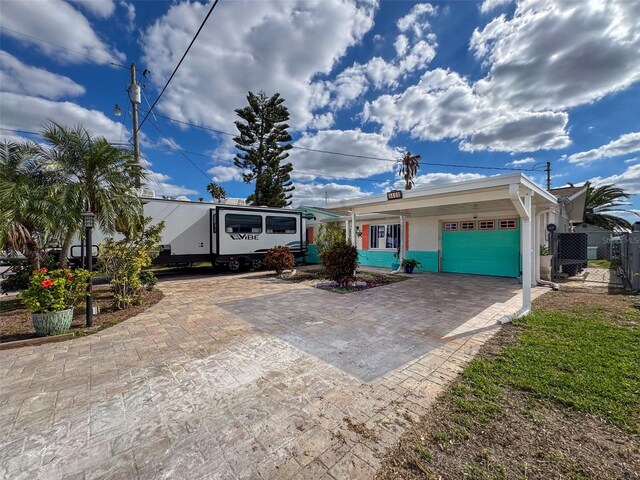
top-left (521, 192), bottom-right (532, 310)
top-left (350, 211), bottom-right (356, 246)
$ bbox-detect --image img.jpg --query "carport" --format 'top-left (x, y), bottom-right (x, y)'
top-left (310, 173), bottom-right (560, 321)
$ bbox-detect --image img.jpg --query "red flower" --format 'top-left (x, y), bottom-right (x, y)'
top-left (40, 267), bottom-right (47, 273)
top-left (67, 274), bottom-right (74, 282)
top-left (41, 279), bottom-right (54, 288)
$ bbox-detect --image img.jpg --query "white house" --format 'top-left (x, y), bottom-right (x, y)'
top-left (304, 173), bottom-right (588, 321)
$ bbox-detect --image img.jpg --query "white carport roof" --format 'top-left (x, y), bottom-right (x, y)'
top-left (324, 173), bottom-right (557, 218)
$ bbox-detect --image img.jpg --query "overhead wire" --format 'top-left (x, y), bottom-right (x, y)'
top-left (137, 0), bottom-right (222, 131)
top-left (142, 110), bottom-right (533, 173)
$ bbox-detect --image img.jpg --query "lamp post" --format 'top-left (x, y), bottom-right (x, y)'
top-left (82, 211), bottom-right (95, 327)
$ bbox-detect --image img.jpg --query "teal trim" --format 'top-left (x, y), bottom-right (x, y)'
top-left (357, 250), bottom-right (397, 268)
top-left (405, 251), bottom-right (439, 272)
top-left (305, 244), bottom-right (321, 264)
top-left (442, 224), bottom-right (520, 277)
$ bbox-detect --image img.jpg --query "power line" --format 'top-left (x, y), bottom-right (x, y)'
top-left (0, 27), bottom-right (116, 64)
top-left (138, 0), bottom-right (221, 131)
top-left (142, 109), bottom-right (532, 173)
top-left (0, 127), bottom-right (131, 146)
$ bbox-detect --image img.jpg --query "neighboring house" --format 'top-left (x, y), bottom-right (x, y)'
top-left (305, 173), bottom-right (588, 316)
top-left (574, 223), bottom-right (614, 259)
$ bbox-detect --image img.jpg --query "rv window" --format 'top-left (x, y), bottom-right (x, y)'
top-left (266, 216), bottom-right (297, 234)
top-left (225, 214), bottom-right (262, 233)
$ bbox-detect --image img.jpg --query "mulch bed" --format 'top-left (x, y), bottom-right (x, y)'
top-left (276, 268), bottom-right (407, 293)
top-left (0, 285), bottom-right (163, 344)
top-left (375, 290), bottom-right (640, 480)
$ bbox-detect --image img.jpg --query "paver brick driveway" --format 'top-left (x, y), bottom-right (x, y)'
top-left (0, 271), bottom-right (542, 479)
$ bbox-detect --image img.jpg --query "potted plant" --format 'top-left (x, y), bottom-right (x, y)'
top-left (539, 244), bottom-right (553, 269)
top-left (401, 258), bottom-right (421, 274)
top-left (391, 246), bottom-right (401, 270)
top-left (21, 268), bottom-right (90, 336)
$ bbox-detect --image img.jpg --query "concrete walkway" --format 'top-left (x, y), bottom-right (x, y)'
top-left (0, 272), bottom-right (544, 479)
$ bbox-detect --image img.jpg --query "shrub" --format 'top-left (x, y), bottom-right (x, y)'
top-left (1, 262), bottom-right (30, 292)
top-left (316, 223), bottom-right (346, 257)
top-left (139, 270), bottom-right (158, 291)
top-left (321, 241), bottom-right (359, 288)
top-left (21, 267), bottom-right (90, 313)
top-left (98, 218), bottom-right (164, 309)
top-left (265, 246), bottom-right (296, 274)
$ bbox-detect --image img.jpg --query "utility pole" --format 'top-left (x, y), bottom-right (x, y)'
top-left (128, 63), bottom-right (142, 190)
top-left (546, 161), bottom-right (551, 191)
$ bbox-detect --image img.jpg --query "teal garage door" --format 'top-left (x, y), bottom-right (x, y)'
top-left (441, 219), bottom-right (520, 277)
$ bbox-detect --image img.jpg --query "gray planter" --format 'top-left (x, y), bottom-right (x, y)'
top-left (32, 308), bottom-right (74, 336)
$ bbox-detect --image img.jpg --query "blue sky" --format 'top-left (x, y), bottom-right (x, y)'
top-left (1, 0), bottom-right (639, 214)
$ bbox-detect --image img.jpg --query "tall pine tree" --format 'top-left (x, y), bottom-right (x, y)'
top-left (233, 90), bottom-right (294, 207)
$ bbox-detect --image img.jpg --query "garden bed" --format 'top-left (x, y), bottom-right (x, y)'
top-left (0, 285), bottom-right (163, 344)
top-left (277, 268), bottom-right (407, 293)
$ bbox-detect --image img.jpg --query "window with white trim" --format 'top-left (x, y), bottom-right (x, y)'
top-left (370, 224), bottom-right (400, 249)
top-left (225, 214), bottom-right (262, 233)
top-left (478, 220), bottom-right (495, 230)
top-left (498, 218), bottom-right (517, 230)
top-left (460, 221), bottom-right (476, 231)
top-left (443, 222), bottom-right (458, 231)
top-left (266, 216), bottom-right (296, 234)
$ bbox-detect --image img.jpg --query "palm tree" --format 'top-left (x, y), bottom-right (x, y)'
top-left (584, 184), bottom-right (635, 230)
top-left (206, 181), bottom-right (227, 203)
top-left (36, 122), bottom-right (144, 267)
top-left (398, 151), bottom-right (421, 190)
top-left (0, 141), bottom-right (58, 269)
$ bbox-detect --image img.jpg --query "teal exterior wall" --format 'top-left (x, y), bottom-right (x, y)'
top-left (405, 250), bottom-right (439, 272)
top-left (305, 244), bottom-right (321, 264)
top-left (441, 227), bottom-right (520, 277)
top-left (357, 250), bottom-right (397, 268)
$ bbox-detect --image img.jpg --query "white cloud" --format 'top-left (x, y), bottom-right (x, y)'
top-left (364, 68), bottom-right (570, 152)
top-left (397, 172), bottom-right (486, 189)
top-left (397, 3), bottom-right (437, 37)
top-left (69, 0), bottom-right (116, 17)
top-left (590, 164), bottom-right (640, 195)
top-left (568, 132), bottom-right (640, 165)
top-left (293, 182), bottom-right (371, 206)
top-left (1, 0), bottom-right (124, 64)
top-left (290, 129), bottom-right (401, 180)
top-left (472, 0), bottom-right (640, 111)
top-left (208, 165), bottom-right (242, 183)
top-left (480, 0), bottom-right (513, 14)
top-left (0, 92), bottom-right (128, 142)
top-left (119, 1), bottom-right (136, 32)
top-left (394, 35), bottom-right (409, 56)
top-left (141, 0), bottom-right (377, 132)
top-left (507, 157), bottom-right (535, 166)
top-left (0, 51), bottom-right (85, 99)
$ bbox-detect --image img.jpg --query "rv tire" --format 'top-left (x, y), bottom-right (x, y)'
top-left (228, 260), bottom-right (241, 271)
top-left (252, 259), bottom-right (262, 270)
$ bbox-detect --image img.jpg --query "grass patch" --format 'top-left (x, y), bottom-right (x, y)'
top-left (376, 292), bottom-right (640, 479)
top-left (588, 259), bottom-right (616, 269)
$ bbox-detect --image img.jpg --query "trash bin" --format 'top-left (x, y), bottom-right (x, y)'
top-left (587, 246), bottom-right (598, 260)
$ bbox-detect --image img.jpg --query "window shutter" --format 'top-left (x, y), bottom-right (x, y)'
top-left (405, 221), bottom-right (409, 251)
top-left (362, 224), bottom-right (369, 250)
top-left (307, 226), bottom-right (314, 244)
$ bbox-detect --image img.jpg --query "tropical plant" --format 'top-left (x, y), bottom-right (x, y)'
top-left (539, 244), bottom-right (550, 256)
top-left (0, 141), bottom-right (59, 270)
top-left (98, 218), bottom-right (163, 309)
top-left (206, 182), bottom-right (227, 203)
top-left (264, 245), bottom-right (296, 274)
top-left (398, 151), bottom-right (421, 190)
top-left (36, 122), bottom-right (144, 267)
top-left (321, 241), bottom-right (359, 288)
top-left (21, 267), bottom-right (90, 313)
top-left (315, 223), bottom-right (346, 257)
top-left (233, 90), bottom-right (294, 207)
top-left (583, 184), bottom-right (634, 230)
top-left (401, 258), bottom-right (422, 269)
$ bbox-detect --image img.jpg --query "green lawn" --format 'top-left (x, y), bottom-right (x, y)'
top-left (377, 294), bottom-right (640, 479)
top-left (457, 309), bottom-right (640, 433)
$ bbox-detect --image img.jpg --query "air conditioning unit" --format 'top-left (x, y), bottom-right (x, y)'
top-left (138, 187), bottom-right (156, 198)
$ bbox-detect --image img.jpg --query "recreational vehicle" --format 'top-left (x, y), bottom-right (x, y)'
top-left (70, 196), bottom-right (307, 271)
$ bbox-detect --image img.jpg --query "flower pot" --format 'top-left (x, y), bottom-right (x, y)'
top-left (404, 265), bottom-right (415, 274)
top-left (391, 262), bottom-right (400, 270)
top-left (32, 308), bottom-right (74, 337)
top-left (540, 255), bottom-right (553, 269)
